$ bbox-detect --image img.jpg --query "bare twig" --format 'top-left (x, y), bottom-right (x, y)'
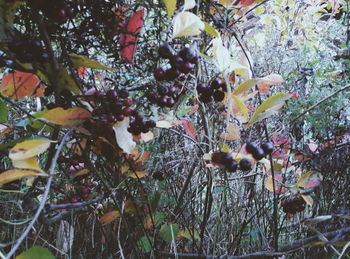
top-left (5, 128), bottom-right (74, 259)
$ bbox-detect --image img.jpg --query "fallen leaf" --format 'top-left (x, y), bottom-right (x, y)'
top-left (172, 11), bottom-right (205, 38)
top-left (9, 138), bottom-right (51, 161)
top-left (257, 74), bottom-right (284, 94)
top-left (0, 169), bottom-right (45, 185)
top-left (181, 119), bottom-right (197, 139)
top-left (141, 131), bottom-right (154, 142)
top-left (112, 117), bottom-right (136, 154)
top-left (156, 120), bottom-right (173, 128)
top-left (40, 107), bottom-right (92, 128)
top-left (184, 0), bottom-right (196, 10)
top-left (301, 194), bottom-right (313, 206)
top-left (128, 171), bottom-right (148, 178)
top-left (220, 123), bottom-right (240, 140)
top-left (99, 211), bottom-right (120, 226)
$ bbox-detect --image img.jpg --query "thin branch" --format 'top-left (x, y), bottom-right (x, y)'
top-left (290, 84), bottom-right (350, 124)
top-left (5, 128), bottom-right (74, 259)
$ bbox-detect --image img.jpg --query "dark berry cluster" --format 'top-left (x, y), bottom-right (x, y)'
top-left (211, 152), bottom-right (252, 172)
top-left (153, 44), bottom-right (198, 81)
top-left (245, 141), bottom-right (274, 160)
top-left (29, 0), bottom-right (75, 24)
top-left (281, 196), bottom-right (306, 214)
top-left (197, 78), bottom-right (227, 104)
top-left (89, 89), bottom-right (156, 136)
top-left (147, 85), bottom-right (178, 108)
top-left (8, 36), bottom-right (48, 63)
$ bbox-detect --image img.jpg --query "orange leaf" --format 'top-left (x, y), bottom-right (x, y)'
top-left (265, 175), bottom-right (286, 194)
top-left (257, 74), bottom-right (284, 94)
top-left (0, 71), bottom-right (44, 99)
top-left (99, 211), bottom-right (120, 226)
top-left (120, 9), bottom-right (145, 63)
top-left (0, 169), bottom-right (46, 185)
top-left (180, 120), bottom-right (197, 139)
top-left (40, 107), bottom-right (92, 127)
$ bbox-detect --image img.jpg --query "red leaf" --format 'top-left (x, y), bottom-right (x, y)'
top-left (239, 0), bottom-right (256, 7)
top-left (0, 71), bottom-right (44, 99)
top-left (180, 120), bottom-right (197, 139)
top-left (120, 9), bottom-right (145, 63)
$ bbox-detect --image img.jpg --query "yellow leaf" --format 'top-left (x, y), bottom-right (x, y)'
top-left (12, 157), bottom-right (42, 171)
top-left (112, 117), bottom-right (136, 155)
top-left (40, 107), bottom-right (92, 128)
top-left (0, 169), bottom-right (45, 185)
top-left (204, 22), bottom-right (219, 38)
top-left (296, 171), bottom-right (323, 189)
top-left (248, 93), bottom-right (291, 125)
top-left (172, 11), bottom-right (205, 38)
top-left (9, 138), bottom-right (51, 161)
top-left (232, 79), bottom-right (257, 96)
top-left (56, 67), bottom-right (81, 94)
top-left (72, 168), bottom-right (89, 177)
top-left (232, 95), bottom-right (249, 121)
top-left (0, 124), bottom-right (11, 136)
top-left (212, 38), bottom-right (232, 74)
top-left (220, 123), bottom-right (240, 141)
top-left (177, 228), bottom-right (200, 240)
top-left (68, 54), bottom-right (114, 70)
top-left (99, 211), bottom-right (120, 226)
top-left (128, 171), bottom-right (148, 179)
top-left (162, 0), bottom-right (176, 18)
top-left (301, 194), bottom-right (313, 206)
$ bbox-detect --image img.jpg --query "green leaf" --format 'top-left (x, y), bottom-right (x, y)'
top-left (248, 93), bottom-right (291, 125)
top-left (68, 54), bottom-right (114, 70)
top-left (160, 223), bottom-right (180, 242)
top-left (137, 236), bottom-right (153, 253)
top-left (176, 105), bottom-right (192, 118)
top-left (149, 191), bottom-right (161, 213)
top-left (28, 110), bottom-right (54, 133)
top-left (0, 0), bottom-right (25, 40)
top-left (16, 246), bottom-right (55, 259)
top-left (232, 79), bottom-right (257, 96)
top-left (162, 0), bottom-right (177, 18)
top-left (57, 67), bottom-right (81, 94)
top-left (204, 22), bottom-right (219, 38)
top-left (0, 98), bottom-right (8, 123)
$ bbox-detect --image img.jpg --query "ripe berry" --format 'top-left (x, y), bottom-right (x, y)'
top-left (221, 152), bottom-right (233, 166)
top-left (179, 47), bottom-right (198, 63)
top-left (158, 44), bottom-right (174, 59)
top-left (111, 101), bottom-right (123, 114)
top-left (70, 196), bottom-right (79, 203)
top-left (211, 78), bottom-right (221, 89)
top-left (170, 55), bottom-right (184, 69)
top-left (252, 147), bottom-right (265, 160)
top-left (227, 160), bottom-right (238, 172)
top-left (122, 107), bottom-right (133, 116)
top-left (118, 89), bottom-right (129, 99)
top-left (196, 83), bottom-right (208, 94)
top-left (81, 187), bottom-right (90, 194)
top-left (157, 96), bottom-right (168, 107)
top-left (167, 86), bottom-right (177, 96)
top-left (154, 67), bottom-right (166, 81)
top-left (116, 114), bottom-right (125, 121)
top-left (213, 90), bottom-right (225, 102)
top-left (107, 89), bottom-right (118, 98)
top-left (107, 114), bottom-right (116, 123)
top-left (199, 93), bottom-right (212, 103)
top-left (157, 85), bottom-right (168, 96)
top-left (246, 142), bottom-right (259, 154)
top-left (261, 142), bottom-right (274, 154)
top-left (179, 61), bottom-right (195, 74)
top-left (123, 98), bottom-right (133, 107)
top-left (166, 97), bottom-right (175, 107)
top-left (145, 120), bottom-right (156, 128)
top-left (239, 158), bottom-right (252, 171)
top-left (165, 68), bottom-right (181, 81)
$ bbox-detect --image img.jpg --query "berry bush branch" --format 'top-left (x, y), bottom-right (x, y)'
top-left (5, 128), bottom-right (74, 259)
